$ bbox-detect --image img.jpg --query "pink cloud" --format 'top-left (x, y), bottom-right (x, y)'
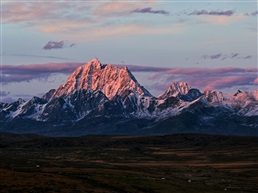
top-left (2, 62), bottom-right (257, 93)
top-left (149, 67), bottom-right (258, 91)
top-left (191, 76), bottom-right (254, 90)
top-left (2, 62), bottom-right (83, 83)
top-left (2, 2), bottom-right (183, 40)
top-left (198, 15), bottom-right (246, 26)
top-left (3, 62), bottom-right (170, 83)
top-left (66, 23), bottom-right (185, 42)
top-left (94, 1), bottom-right (155, 16)
top-left (2, 2), bottom-right (94, 33)
top-left (254, 78), bottom-right (258, 85)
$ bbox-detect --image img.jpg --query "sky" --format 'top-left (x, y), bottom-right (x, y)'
top-left (0, 0), bottom-right (257, 103)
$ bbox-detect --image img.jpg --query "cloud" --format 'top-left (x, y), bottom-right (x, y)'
top-left (202, 53), bottom-right (222, 59)
top-left (254, 78), bottom-right (258, 85)
top-left (119, 65), bottom-right (171, 72)
top-left (197, 76), bottom-right (254, 90)
top-left (0, 97), bottom-right (16, 103)
top-left (0, 94), bottom-right (34, 103)
top-left (3, 62), bottom-right (257, 94)
top-left (66, 22), bottom-right (185, 42)
top-left (0, 91), bottom-right (10, 97)
top-left (69, 43), bottom-right (76, 47)
top-left (2, 62), bottom-right (83, 83)
top-left (4, 53), bottom-right (74, 61)
top-left (230, 53), bottom-right (239, 58)
top-left (2, 2), bottom-right (92, 24)
top-left (43, 41), bottom-right (76, 50)
top-left (43, 41), bottom-right (64, 50)
top-left (131, 7), bottom-right (169, 15)
top-left (94, 1), bottom-right (155, 16)
top-left (149, 67), bottom-right (258, 91)
top-left (2, 2), bottom-right (180, 41)
top-left (2, 2), bottom-right (95, 33)
top-left (244, 55), bottom-right (252, 59)
top-left (188, 10), bottom-right (234, 16)
top-left (182, 10), bottom-right (244, 25)
top-left (245, 10), bottom-right (258, 16)
top-left (201, 53), bottom-right (253, 60)
top-left (200, 15), bottom-right (245, 25)
top-left (250, 10), bottom-right (258, 16)
top-left (0, 91), bottom-right (12, 103)
top-left (2, 62), bottom-right (172, 84)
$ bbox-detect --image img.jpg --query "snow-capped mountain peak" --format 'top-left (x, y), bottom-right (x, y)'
top-left (252, 90), bottom-right (258, 100)
top-left (203, 90), bottom-right (225, 104)
top-left (1, 58), bottom-right (258, 136)
top-left (51, 58), bottom-right (151, 100)
top-left (159, 82), bottom-right (190, 99)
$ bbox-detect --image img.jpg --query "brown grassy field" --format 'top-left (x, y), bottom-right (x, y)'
top-left (0, 133), bottom-right (258, 193)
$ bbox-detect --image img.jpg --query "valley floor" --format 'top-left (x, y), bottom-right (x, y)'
top-left (0, 134), bottom-right (258, 193)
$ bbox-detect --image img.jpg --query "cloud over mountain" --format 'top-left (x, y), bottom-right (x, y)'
top-left (149, 67), bottom-right (258, 91)
top-left (2, 62), bottom-right (83, 83)
top-left (2, 62), bottom-right (257, 93)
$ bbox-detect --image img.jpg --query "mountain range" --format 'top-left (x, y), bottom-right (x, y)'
top-left (1, 58), bottom-right (257, 136)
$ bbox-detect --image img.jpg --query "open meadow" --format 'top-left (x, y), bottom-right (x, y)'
top-left (0, 133), bottom-right (258, 193)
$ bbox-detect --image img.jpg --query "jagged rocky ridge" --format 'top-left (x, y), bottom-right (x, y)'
top-left (0, 58), bottom-right (258, 136)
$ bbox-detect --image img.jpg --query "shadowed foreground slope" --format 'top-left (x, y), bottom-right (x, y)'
top-left (0, 133), bottom-right (258, 193)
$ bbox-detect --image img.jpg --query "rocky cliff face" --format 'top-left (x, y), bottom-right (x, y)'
top-left (159, 82), bottom-right (190, 99)
top-left (51, 58), bottom-right (151, 100)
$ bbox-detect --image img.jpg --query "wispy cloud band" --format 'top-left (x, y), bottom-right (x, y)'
top-left (2, 63), bottom-right (257, 92)
top-left (131, 7), bottom-right (169, 15)
top-left (2, 62), bottom-right (83, 83)
top-left (201, 53), bottom-right (252, 60)
top-left (150, 67), bottom-right (258, 91)
top-left (245, 10), bottom-right (258, 16)
top-left (188, 10), bottom-right (234, 16)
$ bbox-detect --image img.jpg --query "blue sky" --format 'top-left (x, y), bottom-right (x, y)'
top-left (1, 0), bottom-right (257, 102)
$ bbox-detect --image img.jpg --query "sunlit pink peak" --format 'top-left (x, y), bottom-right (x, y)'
top-left (51, 58), bottom-right (151, 100)
top-left (159, 82), bottom-right (190, 99)
top-left (91, 57), bottom-right (101, 63)
top-left (170, 82), bottom-right (190, 94)
top-left (232, 90), bottom-right (257, 101)
top-left (252, 90), bottom-right (258, 100)
top-left (203, 90), bottom-right (217, 95)
top-left (203, 90), bottom-right (224, 103)
top-left (74, 58), bottom-right (103, 72)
